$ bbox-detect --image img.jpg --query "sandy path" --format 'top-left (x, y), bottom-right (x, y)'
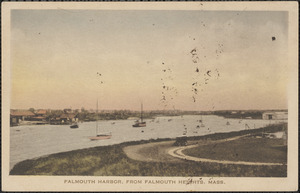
top-left (123, 141), bottom-right (185, 163)
top-left (122, 136), bottom-right (245, 163)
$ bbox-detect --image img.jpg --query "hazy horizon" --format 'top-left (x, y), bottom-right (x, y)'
top-left (11, 10), bottom-right (289, 111)
top-left (10, 107), bottom-right (288, 112)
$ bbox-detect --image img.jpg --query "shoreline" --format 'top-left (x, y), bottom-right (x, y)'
top-left (11, 114), bottom-right (281, 171)
top-left (11, 113), bottom-right (279, 127)
top-left (10, 123), bottom-right (287, 176)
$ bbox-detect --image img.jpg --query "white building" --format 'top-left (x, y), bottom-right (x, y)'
top-left (262, 111), bottom-right (288, 120)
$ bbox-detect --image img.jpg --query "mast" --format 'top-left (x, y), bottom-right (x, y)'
top-left (141, 103), bottom-right (143, 122)
top-left (96, 99), bottom-right (98, 134)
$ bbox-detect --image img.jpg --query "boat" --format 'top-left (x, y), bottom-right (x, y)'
top-left (132, 103), bottom-right (146, 127)
top-left (199, 115), bottom-right (205, 127)
top-left (70, 123), bottom-right (79, 128)
top-left (89, 132), bottom-right (112, 140)
top-left (89, 100), bottom-right (112, 140)
top-left (245, 123), bottom-right (250, 130)
top-left (183, 127), bottom-right (187, 135)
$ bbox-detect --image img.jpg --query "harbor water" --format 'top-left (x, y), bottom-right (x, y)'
top-left (10, 115), bottom-right (282, 170)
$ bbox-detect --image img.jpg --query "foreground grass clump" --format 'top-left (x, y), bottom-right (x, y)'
top-left (10, 123), bottom-right (287, 177)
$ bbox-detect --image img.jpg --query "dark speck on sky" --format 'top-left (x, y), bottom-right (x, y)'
top-left (188, 40), bottom-right (224, 104)
top-left (160, 62), bottom-right (177, 109)
top-left (97, 72), bottom-right (105, 85)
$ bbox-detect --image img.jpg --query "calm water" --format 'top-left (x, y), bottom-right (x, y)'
top-left (10, 115), bottom-right (281, 170)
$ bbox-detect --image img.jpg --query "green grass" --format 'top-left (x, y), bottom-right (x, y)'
top-left (183, 137), bottom-right (287, 163)
top-left (10, 123), bottom-right (287, 177)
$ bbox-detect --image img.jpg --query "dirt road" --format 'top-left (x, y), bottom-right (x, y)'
top-left (123, 141), bottom-right (185, 163)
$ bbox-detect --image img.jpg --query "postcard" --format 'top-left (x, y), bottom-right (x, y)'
top-left (2, 2), bottom-right (298, 191)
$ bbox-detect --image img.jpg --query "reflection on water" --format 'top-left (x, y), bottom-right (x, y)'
top-left (10, 115), bottom-right (282, 170)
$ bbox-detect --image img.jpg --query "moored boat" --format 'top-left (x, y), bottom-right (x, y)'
top-left (89, 100), bottom-right (112, 140)
top-left (132, 121), bottom-right (146, 127)
top-left (89, 132), bottom-right (112, 140)
top-left (132, 103), bottom-right (146, 127)
top-left (70, 123), bottom-right (79, 129)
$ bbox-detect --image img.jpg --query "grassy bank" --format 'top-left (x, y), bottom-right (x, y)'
top-left (184, 137), bottom-right (287, 163)
top-left (10, 123), bottom-right (287, 177)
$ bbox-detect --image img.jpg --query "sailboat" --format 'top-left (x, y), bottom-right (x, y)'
top-left (226, 120), bottom-right (230, 125)
top-left (132, 103), bottom-right (146, 127)
top-left (199, 115), bottom-right (205, 127)
top-left (89, 100), bottom-right (112, 140)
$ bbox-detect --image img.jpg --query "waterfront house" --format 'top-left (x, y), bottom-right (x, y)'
top-left (10, 110), bottom-right (35, 126)
top-left (32, 109), bottom-right (48, 121)
top-left (60, 113), bottom-right (79, 124)
top-left (49, 117), bottom-right (62, 125)
top-left (36, 109), bottom-right (47, 117)
top-left (262, 111), bottom-right (288, 120)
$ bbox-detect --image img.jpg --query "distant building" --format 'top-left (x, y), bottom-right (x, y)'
top-left (262, 111), bottom-right (288, 120)
top-left (33, 109), bottom-right (48, 121)
top-left (10, 110), bottom-right (35, 126)
top-left (60, 113), bottom-right (78, 123)
top-left (36, 109), bottom-right (47, 116)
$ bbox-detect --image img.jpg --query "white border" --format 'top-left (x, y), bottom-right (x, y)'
top-left (2, 2), bottom-right (298, 191)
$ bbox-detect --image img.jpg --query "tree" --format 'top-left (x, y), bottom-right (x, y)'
top-left (29, 108), bottom-right (35, 113)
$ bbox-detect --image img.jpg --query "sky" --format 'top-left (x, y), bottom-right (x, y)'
top-left (10, 10), bottom-right (289, 111)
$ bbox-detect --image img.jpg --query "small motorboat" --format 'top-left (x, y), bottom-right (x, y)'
top-left (70, 123), bottom-right (79, 128)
